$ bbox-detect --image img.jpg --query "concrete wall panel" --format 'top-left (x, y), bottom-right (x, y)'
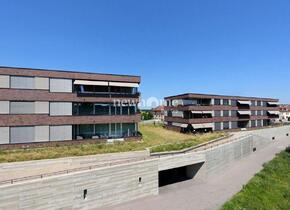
top-left (0, 75), bottom-right (9, 88)
top-left (0, 101), bottom-right (9, 114)
top-left (10, 126), bottom-right (35, 143)
top-left (0, 159), bottom-right (158, 210)
top-left (0, 127), bottom-right (9, 144)
top-left (10, 76), bottom-right (34, 89)
top-left (35, 77), bottom-right (49, 90)
top-left (35, 101), bottom-right (49, 114)
top-left (50, 102), bottom-right (72, 116)
top-left (49, 78), bottom-right (72, 93)
top-left (50, 125), bottom-right (72, 141)
top-left (35, 126), bottom-right (49, 142)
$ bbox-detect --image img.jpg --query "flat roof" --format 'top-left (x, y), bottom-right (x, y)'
top-left (0, 66), bottom-right (141, 83)
top-left (164, 93), bottom-right (279, 102)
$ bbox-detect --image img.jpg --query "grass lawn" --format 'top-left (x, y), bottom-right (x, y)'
top-left (0, 124), bottom-right (226, 163)
top-left (221, 150), bottom-right (290, 210)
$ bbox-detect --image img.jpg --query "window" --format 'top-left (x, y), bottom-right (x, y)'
top-left (214, 99), bottom-right (221, 105)
top-left (79, 103), bottom-right (94, 115)
top-left (223, 122), bottom-right (230, 129)
top-left (223, 110), bottom-right (229, 117)
top-left (110, 123), bottom-right (122, 137)
top-left (110, 86), bottom-right (134, 94)
top-left (122, 123), bottom-right (136, 136)
top-left (251, 110), bottom-right (256, 116)
top-left (231, 100), bottom-right (237, 106)
top-left (79, 124), bottom-right (95, 138)
top-left (214, 122), bottom-right (222, 130)
top-left (214, 110), bottom-right (221, 117)
top-left (11, 76), bottom-right (34, 89)
top-left (94, 103), bottom-right (110, 115)
top-left (95, 124), bottom-right (110, 137)
top-left (251, 120), bottom-right (256, 127)
top-left (223, 99), bottom-right (229, 106)
top-left (231, 110), bottom-right (237, 117)
top-left (129, 105), bottom-right (136, 115)
top-left (121, 105), bottom-right (129, 115)
top-left (257, 101), bottom-right (262, 106)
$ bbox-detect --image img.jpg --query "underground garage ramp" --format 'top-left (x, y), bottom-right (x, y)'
top-left (158, 162), bottom-right (204, 187)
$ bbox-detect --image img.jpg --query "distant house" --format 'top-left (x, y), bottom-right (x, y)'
top-left (279, 105), bottom-right (290, 122)
top-left (152, 105), bottom-right (165, 121)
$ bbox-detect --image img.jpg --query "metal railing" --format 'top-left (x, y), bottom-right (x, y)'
top-left (0, 156), bottom-right (148, 186)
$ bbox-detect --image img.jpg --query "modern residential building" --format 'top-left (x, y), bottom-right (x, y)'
top-left (279, 105), bottom-right (290, 122)
top-left (152, 105), bottom-right (165, 121)
top-left (164, 93), bottom-right (279, 133)
top-left (0, 66), bottom-right (141, 145)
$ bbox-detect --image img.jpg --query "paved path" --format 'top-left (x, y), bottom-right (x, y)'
top-left (100, 136), bottom-right (290, 210)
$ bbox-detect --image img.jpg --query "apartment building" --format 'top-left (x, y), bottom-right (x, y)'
top-left (279, 105), bottom-right (290, 122)
top-left (164, 93), bottom-right (279, 133)
top-left (0, 67), bottom-right (141, 145)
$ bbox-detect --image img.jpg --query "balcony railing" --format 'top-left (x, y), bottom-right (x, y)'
top-left (77, 91), bottom-right (140, 98)
top-left (74, 131), bottom-right (142, 140)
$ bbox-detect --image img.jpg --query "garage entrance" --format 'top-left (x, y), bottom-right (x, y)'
top-left (158, 162), bottom-right (204, 187)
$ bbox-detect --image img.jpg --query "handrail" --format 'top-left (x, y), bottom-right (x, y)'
top-left (0, 157), bottom-right (148, 186)
top-left (150, 134), bottom-right (252, 157)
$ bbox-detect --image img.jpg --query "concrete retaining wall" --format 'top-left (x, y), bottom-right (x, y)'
top-left (203, 135), bottom-right (254, 176)
top-left (158, 152), bottom-right (205, 171)
top-left (0, 159), bottom-right (158, 210)
top-left (0, 150), bottom-right (149, 181)
top-left (203, 125), bottom-right (290, 176)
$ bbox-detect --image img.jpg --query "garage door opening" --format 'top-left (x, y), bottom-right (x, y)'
top-left (158, 162), bottom-right (204, 187)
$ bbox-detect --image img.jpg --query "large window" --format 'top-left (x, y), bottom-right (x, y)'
top-left (79, 124), bottom-right (95, 138)
top-left (110, 123), bottom-right (122, 137)
top-left (223, 99), bottom-right (229, 106)
top-left (122, 123), bottom-right (136, 136)
top-left (79, 103), bottom-right (94, 115)
top-left (214, 99), bottom-right (221, 105)
top-left (94, 104), bottom-right (110, 115)
top-left (74, 103), bottom-right (136, 116)
top-left (110, 86), bottom-right (135, 94)
top-left (223, 110), bottom-right (229, 117)
top-left (223, 122), bottom-right (230, 130)
top-left (81, 85), bottom-right (109, 93)
top-left (214, 110), bottom-right (221, 117)
top-left (95, 124), bottom-right (110, 137)
top-left (129, 105), bottom-right (136, 115)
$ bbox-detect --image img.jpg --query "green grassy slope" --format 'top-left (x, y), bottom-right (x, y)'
top-left (221, 150), bottom-right (290, 210)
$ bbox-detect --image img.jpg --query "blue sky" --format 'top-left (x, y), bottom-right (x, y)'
top-left (0, 0), bottom-right (290, 106)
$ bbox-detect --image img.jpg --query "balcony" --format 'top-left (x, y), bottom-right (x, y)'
top-left (74, 80), bottom-right (140, 98)
top-left (72, 123), bottom-right (141, 140)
